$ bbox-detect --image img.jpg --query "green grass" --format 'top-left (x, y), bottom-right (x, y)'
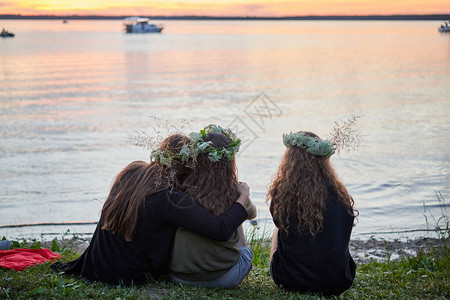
top-left (1, 234), bottom-right (449, 300)
top-left (348, 244), bottom-right (449, 299)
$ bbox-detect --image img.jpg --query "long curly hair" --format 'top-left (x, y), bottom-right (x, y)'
top-left (266, 131), bottom-right (357, 235)
top-left (101, 134), bottom-right (190, 241)
top-left (179, 132), bottom-right (239, 216)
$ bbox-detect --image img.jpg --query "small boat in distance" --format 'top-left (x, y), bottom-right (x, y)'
top-left (62, 19), bottom-right (68, 24)
top-left (0, 28), bottom-right (14, 37)
top-left (123, 17), bottom-right (163, 33)
top-left (438, 21), bottom-right (450, 32)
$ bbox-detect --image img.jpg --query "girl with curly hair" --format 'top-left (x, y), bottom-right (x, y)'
top-left (267, 131), bottom-right (358, 296)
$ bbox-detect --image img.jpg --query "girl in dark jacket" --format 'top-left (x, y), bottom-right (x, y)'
top-left (52, 134), bottom-right (250, 286)
top-left (267, 131), bottom-right (358, 296)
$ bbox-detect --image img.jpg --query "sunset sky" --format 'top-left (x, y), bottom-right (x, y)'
top-left (1, 0), bottom-right (449, 17)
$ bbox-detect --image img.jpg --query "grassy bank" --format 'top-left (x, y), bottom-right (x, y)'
top-left (1, 234), bottom-right (449, 299)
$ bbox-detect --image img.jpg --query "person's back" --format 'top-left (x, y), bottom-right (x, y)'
top-left (169, 125), bottom-right (255, 289)
top-left (267, 131), bottom-right (357, 296)
top-left (270, 186), bottom-right (355, 295)
top-left (70, 189), bottom-right (197, 285)
top-left (170, 227), bottom-right (241, 281)
top-left (170, 200), bottom-right (257, 284)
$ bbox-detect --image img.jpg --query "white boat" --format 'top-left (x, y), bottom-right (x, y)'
top-left (438, 22), bottom-right (450, 32)
top-left (123, 17), bottom-right (163, 33)
top-left (0, 28), bottom-right (14, 37)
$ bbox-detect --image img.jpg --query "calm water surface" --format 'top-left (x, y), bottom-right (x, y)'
top-left (1, 20), bottom-right (449, 240)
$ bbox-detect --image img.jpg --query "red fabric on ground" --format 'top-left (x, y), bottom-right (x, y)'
top-left (0, 248), bottom-right (61, 271)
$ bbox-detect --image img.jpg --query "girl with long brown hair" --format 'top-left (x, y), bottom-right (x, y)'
top-left (52, 133), bottom-right (251, 286)
top-left (267, 131), bottom-right (358, 296)
top-left (168, 125), bottom-right (257, 289)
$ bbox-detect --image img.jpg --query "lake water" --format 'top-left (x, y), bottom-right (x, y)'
top-left (1, 20), bottom-right (449, 241)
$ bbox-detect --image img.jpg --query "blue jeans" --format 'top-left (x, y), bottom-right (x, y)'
top-left (170, 246), bottom-right (253, 289)
top-left (0, 240), bottom-right (12, 250)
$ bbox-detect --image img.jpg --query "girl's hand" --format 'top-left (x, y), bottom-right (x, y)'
top-left (236, 182), bottom-right (250, 208)
top-left (237, 182), bottom-right (250, 198)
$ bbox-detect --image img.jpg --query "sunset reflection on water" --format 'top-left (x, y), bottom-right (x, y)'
top-left (0, 20), bottom-right (449, 240)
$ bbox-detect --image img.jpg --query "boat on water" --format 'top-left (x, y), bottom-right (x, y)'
top-left (438, 22), bottom-right (450, 32)
top-left (0, 28), bottom-right (14, 37)
top-left (123, 17), bottom-right (163, 33)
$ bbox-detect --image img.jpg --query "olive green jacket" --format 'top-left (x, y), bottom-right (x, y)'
top-left (169, 200), bottom-right (257, 281)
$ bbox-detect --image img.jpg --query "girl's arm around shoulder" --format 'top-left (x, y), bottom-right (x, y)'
top-left (158, 188), bottom-right (248, 241)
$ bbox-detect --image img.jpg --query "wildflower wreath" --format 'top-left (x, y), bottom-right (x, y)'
top-left (150, 124), bottom-right (241, 167)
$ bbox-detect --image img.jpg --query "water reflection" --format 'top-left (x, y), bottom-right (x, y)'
top-left (0, 20), bottom-right (449, 240)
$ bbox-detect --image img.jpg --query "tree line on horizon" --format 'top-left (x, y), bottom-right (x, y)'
top-left (0, 14), bottom-right (449, 21)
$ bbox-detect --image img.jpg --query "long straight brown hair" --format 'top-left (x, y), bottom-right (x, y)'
top-left (179, 132), bottom-right (239, 216)
top-left (267, 131), bottom-right (357, 235)
top-left (101, 134), bottom-right (190, 241)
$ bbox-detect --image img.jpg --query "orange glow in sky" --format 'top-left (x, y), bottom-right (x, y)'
top-left (2, 0), bottom-right (449, 17)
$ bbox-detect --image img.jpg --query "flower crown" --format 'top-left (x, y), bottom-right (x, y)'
top-left (282, 132), bottom-right (335, 158)
top-left (150, 124), bottom-right (241, 167)
top-left (190, 124), bottom-right (241, 162)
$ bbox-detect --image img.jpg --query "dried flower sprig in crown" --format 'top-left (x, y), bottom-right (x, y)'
top-left (133, 116), bottom-right (191, 152)
top-left (326, 116), bottom-right (363, 155)
top-left (283, 116), bottom-right (363, 158)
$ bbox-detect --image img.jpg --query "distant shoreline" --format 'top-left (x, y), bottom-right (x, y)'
top-left (1, 14), bottom-right (449, 21)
